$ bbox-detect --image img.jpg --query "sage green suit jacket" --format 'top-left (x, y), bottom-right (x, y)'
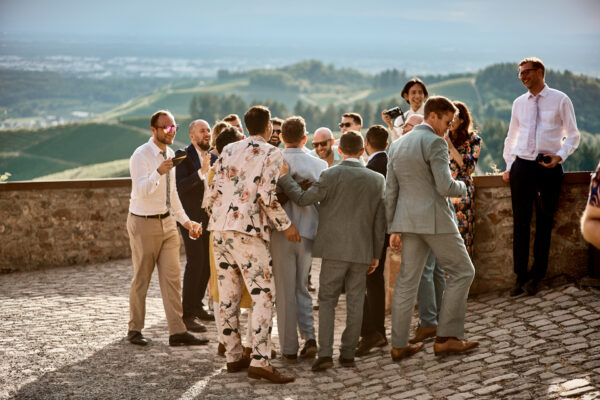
top-left (386, 124), bottom-right (467, 234)
top-left (278, 160), bottom-right (386, 265)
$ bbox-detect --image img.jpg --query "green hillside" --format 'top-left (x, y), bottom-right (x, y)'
top-left (34, 158), bottom-right (130, 180)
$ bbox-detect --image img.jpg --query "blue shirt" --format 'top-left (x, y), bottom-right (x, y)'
top-left (280, 148), bottom-right (328, 240)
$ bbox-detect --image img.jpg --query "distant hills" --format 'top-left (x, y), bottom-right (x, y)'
top-left (1, 60), bottom-right (599, 181)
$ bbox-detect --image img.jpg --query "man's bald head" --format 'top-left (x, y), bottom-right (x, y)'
top-left (402, 114), bottom-right (424, 135)
top-left (313, 127), bottom-right (334, 142)
top-left (189, 119), bottom-right (211, 151)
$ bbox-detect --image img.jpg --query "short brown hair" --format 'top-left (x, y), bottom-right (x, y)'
top-left (342, 112), bottom-right (363, 126)
top-left (216, 126), bottom-right (241, 154)
top-left (223, 114), bottom-right (240, 123)
top-left (244, 105), bottom-right (271, 136)
top-left (519, 57), bottom-right (545, 77)
top-left (401, 78), bottom-right (429, 99)
top-left (424, 96), bottom-right (457, 119)
top-left (281, 116), bottom-right (306, 144)
top-left (366, 125), bottom-right (389, 151)
top-left (339, 131), bottom-right (364, 156)
top-left (211, 121), bottom-right (232, 147)
top-left (150, 110), bottom-right (174, 128)
top-left (271, 117), bottom-right (284, 126)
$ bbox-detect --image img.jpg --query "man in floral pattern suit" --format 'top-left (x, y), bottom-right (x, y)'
top-left (204, 105), bottom-right (300, 384)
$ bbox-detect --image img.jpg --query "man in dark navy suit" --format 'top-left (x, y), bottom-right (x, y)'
top-left (176, 119), bottom-right (218, 332)
top-left (356, 125), bottom-right (390, 357)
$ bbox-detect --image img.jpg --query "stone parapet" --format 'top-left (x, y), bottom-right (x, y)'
top-left (1, 173), bottom-right (594, 298)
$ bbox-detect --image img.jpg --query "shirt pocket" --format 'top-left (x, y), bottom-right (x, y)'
top-left (539, 110), bottom-right (558, 127)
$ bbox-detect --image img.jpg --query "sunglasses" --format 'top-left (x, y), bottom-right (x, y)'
top-left (159, 125), bottom-right (178, 134)
top-left (312, 139), bottom-right (331, 148)
top-left (273, 129), bottom-right (282, 134)
top-left (338, 122), bottom-right (353, 128)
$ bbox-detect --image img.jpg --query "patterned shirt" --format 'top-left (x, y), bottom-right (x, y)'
top-left (204, 136), bottom-right (291, 241)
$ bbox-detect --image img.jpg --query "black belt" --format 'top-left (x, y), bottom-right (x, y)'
top-left (130, 211), bottom-right (170, 219)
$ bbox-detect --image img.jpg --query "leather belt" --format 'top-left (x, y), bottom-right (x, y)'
top-left (130, 211), bottom-right (170, 219)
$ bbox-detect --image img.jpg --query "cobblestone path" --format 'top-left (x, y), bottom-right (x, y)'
top-left (1, 258), bottom-right (599, 399)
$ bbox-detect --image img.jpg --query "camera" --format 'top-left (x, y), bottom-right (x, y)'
top-left (535, 153), bottom-right (552, 164)
top-left (384, 106), bottom-right (405, 123)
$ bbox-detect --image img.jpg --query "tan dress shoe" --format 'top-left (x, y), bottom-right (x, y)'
top-left (248, 366), bottom-right (295, 383)
top-left (226, 356), bottom-right (251, 372)
top-left (433, 338), bottom-right (479, 356)
top-left (390, 342), bottom-right (424, 361)
top-left (409, 325), bottom-right (437, 344)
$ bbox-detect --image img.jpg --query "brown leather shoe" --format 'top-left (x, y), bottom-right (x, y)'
top-left (217, 342), bottom-right (226, 356)
top-left (356, 332), bottom-right (387, 357)
top-left (409, 325), bottom-right (437, 344)
top-left (433, 338), bottom-right (479, 356)
top-left (248, 366), bottom-right (295, 383)
top-left (390, 342), bottom-right (424, 361)
top-left (226, 356), bottom-right (251, 373)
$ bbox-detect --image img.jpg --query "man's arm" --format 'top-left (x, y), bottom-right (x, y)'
top-left (257, 149), bottom-right (292, 232)
top-left (502, 100), bottom-right (521, 182)
top-left (372, 186), bottom-right (386, 260)
top-left (384, 150), bottom-right (399, 233)
top-left (429, 137), bottom-right (467, 198)
top-left (555, 95), bottom-right (580, 163)
top-left (278, 173), bottom-right (328, 207)
top-left (130, 152), bottom-right (163, 197)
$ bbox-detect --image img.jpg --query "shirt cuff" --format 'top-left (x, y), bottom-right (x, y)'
top-left (150, 169), bottom-right (161, 185)
top-left (555, 150), bottom-right (567, 163)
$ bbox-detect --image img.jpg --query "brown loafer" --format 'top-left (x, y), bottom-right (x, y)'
top-left (217, 342), bottom-right (226, 356)
top-left (433, 338), bottom-right (479, 356)
top-left (226, 356), bottom-right (251, 372)
top-left (409, 325), bottom-right (437, 344)
top-left (248, 366), bottom-right (295, 383)
top-left (390, 342), bottom-right (424, 361)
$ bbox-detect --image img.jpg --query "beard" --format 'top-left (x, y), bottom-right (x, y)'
top-left (317, 147), bottom-right (332, 159)
top-left (197, 141), bottom-right (210, 151)
top-left (156, 133), bottom-right (174, 145)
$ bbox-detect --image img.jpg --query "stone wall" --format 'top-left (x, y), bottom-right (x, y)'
top-left (1, 173), bottom-right (593, 297)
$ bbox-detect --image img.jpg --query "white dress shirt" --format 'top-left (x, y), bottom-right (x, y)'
top-left (503, 85), bottom-right (580, 170)
top-left (392, 103), bottom-right (425, 141)
top-left (129, 138), bottom-right (190, 225)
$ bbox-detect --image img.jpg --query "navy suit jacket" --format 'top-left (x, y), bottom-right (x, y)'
top-left (175, 144), bottom-right (217, 226)
top-left (366, 152), bottom-right (387, 178)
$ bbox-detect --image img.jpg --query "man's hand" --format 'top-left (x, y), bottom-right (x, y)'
top-left (157, 158), bottom-right (174, 175)
top-left (381, 110), bottom-right (394, 130)
top-left (280, 161), bottom-right (290, 176)
top-left (540, 154), bottom-right (562, 169)
top-left (200, 152), bottom-right (211, 176)
top-left (502, 170), bottom-right (510, 184)
top-left (183, 220), bottom-right (203, 236)
top-left (276, 191), bottom-right (289, 205)
top-left (390, 233), bottom-right (402, 252)
top-left (283, 224), bottom-right (301, 242)
top-left (299, 178), bottom-right (313, 191)
top-left (367, 258), bottom-right (379, 275)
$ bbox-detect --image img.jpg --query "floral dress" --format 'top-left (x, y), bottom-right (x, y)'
top-left (449, 134), bottom-right (482, 257)
top-left (589, 161), bottom-right (600, 208)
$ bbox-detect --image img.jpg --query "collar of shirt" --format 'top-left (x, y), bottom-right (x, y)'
top-left (344, 157), bottom-right (362, 163)
top-left (283, 147), bottom-right (305, 154)
top-left (148, 137), bottom-right (168, 157)
top-left (368, 150), bottom-right (386, 162)
top-left (528, 84), bottom-right (548, 99)
top-left (250, 135), bottom-right (267, 143)
top-left (421, 122), bottom-right (434, 132)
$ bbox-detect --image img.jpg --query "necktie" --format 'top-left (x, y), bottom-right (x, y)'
top-left (526, 96), bottom-right (539, 154)
top-left (161, 151), bottom-right (171, 209)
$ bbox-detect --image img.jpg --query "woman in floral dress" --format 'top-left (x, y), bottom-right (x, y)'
top-left (446, 101), bottom-right (482, 257)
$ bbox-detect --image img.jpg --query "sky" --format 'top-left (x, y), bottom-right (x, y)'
top-left (1, 0), bottom-right (599, 75)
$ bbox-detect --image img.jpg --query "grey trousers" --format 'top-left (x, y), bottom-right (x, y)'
top-left (391, 232), bottom-right (474, 348)
top-left (271, 232), bottom-right (316, 355)
top-left (318, 259), bottom-right (368, 359)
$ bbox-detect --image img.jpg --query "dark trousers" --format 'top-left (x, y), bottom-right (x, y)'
top-left (510, 157), bottom-right (563, 285)
top-left (361, 236), bottom-right (388, 339)
top-left (178, 224), bottom-right (211, 319)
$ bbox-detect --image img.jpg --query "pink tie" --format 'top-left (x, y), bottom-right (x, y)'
top-left (526, 96), bottom-right (539, 154)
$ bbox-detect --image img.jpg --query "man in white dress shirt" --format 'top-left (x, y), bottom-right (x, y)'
top-left (502, 58), bottom-right (580, 296)
top-left (126, 109), bottom-right (208, 347)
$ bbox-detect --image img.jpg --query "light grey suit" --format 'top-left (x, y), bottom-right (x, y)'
top-left (386, 124), bottom-right (474, 348)
top-left (279, 160), bottom-right (386, 359)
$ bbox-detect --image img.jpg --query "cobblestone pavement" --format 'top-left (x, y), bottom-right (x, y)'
top-left (1, 258), bottom-right (599, 400)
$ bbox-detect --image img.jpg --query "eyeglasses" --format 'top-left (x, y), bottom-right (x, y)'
top-left (273, 129), bottom-right (282, 134)
top-left (518, 68), bottom-right (538, 78)
top-left (159, 125), bottom-right (178, 134)
top-left (338, 122), bottom-right (353, 128)
top-left (312, 139), bottom-right (331, 148)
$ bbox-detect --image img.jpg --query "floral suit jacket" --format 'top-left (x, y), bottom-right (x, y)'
top-left (204, 135), bottom-right (291, 241)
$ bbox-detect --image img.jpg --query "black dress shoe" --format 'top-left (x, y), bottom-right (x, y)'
top-left (169, 331), bottom-right (209, 346)
top-left (300, 339), bottom-right (317, 359)
top-left (127, 330), bottom-right (149, 346)
top-left (338, 355), bottom-right (355, 368)
top-left (197, 309), bottom-right (215, 322)
top-left (282, 353), bottom-right (298, 364)
top-left (509, 284), bottom-right (525, 297)
top-left (356, 332), bottom-right (386, 357)
top-left (183, 317), bottom-right (207, 332)
top-left (523, 280), bottom-right (540, 296)
top-left (311, 356), bottom-right (333, 371)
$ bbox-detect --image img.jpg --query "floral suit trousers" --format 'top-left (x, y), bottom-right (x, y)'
top-left (213, 230), bottom-right (275, 368)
